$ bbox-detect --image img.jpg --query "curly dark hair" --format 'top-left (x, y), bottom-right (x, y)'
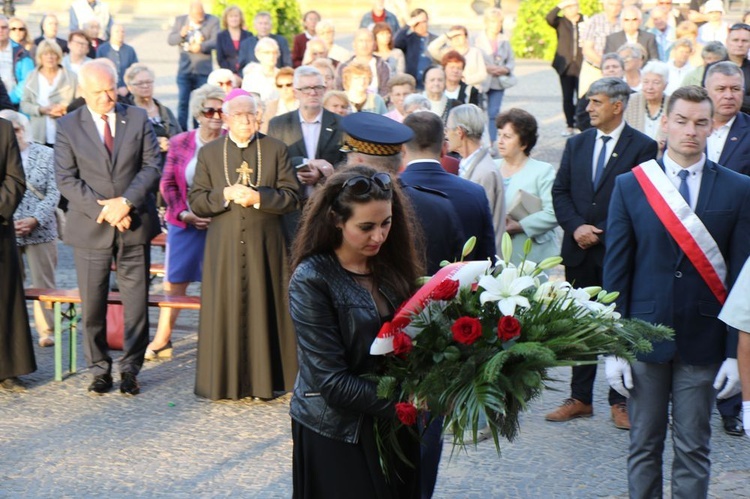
top-left (291, 165), bottom-right (424, 298)
top-left (495, 108), bottom-right (539, 156)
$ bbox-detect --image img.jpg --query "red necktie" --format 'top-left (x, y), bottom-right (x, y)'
top-left (101, 114), bottom-right (113, 157)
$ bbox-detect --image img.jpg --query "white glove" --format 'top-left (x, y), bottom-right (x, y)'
top-left (713, 358), bottom-right (741, 399)
top-left (605, 356), bottom-right (633, 398)
top-left (743, 401), bottom-right (750, 437)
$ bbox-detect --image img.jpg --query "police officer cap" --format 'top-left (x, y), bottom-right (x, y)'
top-left (340, 112), bottom-right (414, 156)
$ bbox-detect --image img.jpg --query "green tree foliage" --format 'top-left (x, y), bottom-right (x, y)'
top-left (510, 0), bottom-right (602, 60)
top-left (212, 0), bottom-right (302, 42)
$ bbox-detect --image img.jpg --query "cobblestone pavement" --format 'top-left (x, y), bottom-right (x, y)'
top-left (2, 11), bottom-right (749, 498)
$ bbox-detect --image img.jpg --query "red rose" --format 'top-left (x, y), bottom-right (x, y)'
top-left (497, 315), bottom-right (521, 342)
top-left (392, 332), bottom-right (413, 356)
top-left (395, 402), bottom-right (418, 426)
top-left (451, 316), bottom-right (483, 345)
top-left (432, 279), bottom-right (459, 301)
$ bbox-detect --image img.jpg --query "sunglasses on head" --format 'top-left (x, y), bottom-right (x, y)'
top-left (730, 23), bottom-right (750, 32)
top-left (202, 107), bottom-right (223, 119)
top-left (340, 172), bottom-right (393, 196)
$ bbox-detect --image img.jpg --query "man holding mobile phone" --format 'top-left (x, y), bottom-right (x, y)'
top-left (268, 65), bottom-right (345, 245)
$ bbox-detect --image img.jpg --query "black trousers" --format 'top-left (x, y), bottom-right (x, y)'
top-left (74, 238), bottom-right (150, 376)
top-left (559, 74), bottom-right (578, 128)
top-left (566, 261), bottom-right (626, 406)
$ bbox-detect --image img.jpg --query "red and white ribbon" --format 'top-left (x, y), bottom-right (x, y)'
top-left (632, 160), bottom-right (727, 303)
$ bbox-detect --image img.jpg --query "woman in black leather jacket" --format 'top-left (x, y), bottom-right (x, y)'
top-left (288, 166), bottom-right (424, 499)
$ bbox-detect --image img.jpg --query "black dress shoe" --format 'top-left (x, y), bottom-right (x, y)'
top-left (120, 373), bottom-right (140, 395)
top-left (722, 415), bottom-right (744, 437)
top-left (88, 374), bottom-right (113, 394)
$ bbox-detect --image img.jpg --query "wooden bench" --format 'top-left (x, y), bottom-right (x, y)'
top-left (25, 288), bottom-right (200, 381)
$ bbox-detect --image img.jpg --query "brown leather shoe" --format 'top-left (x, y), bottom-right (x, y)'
top-left (545, 398), bottom-right (593, 422)
top-left (611, 402), bottom-right (630, 430)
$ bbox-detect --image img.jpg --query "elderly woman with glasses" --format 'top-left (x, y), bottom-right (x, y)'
top-left (125, 63), bottom-right (181, 164)
top-left (289, 165), bottom-right (423, 498)
top-left (617, 42), bottom-right (645, 92)
top-left (147, 83), bottom-right (223, 360)
top-left (624, 60), bottom-right (669, 156)
top-left (20, 40), bottom-right (76, 147)
top-left (2, 110), bottom-right (59, 348)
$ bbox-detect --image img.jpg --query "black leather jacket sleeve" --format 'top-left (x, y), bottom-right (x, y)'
top-left (289, 258), bottom-right (395, 420)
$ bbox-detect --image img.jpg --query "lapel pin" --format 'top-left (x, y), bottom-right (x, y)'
top-left (731, 137), bottom-right (738, 141)
top-left (325, 128), bottom-right (333, 132)
top-left (612, 153), bottom-right (618, 158)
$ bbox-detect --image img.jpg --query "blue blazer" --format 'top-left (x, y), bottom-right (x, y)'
top-left (718, 111), bottom-right (750, 177)
top-left (216, 29), bottom-right (252, 74)
top-left (238, 34), bottom-right (292, 70)
top-left (400, 160), bottom-right (496, 261)
top-left (552, 123), bottom-right (657, 268)
top-left (603, 160), bottom-right (750, 364)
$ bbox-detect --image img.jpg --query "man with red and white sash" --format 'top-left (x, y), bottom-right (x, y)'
top-left (603, 86), bottom-right (750, 499)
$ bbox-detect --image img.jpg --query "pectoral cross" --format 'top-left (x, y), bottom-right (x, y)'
top-left (236, 161), bottom-right (254, 186)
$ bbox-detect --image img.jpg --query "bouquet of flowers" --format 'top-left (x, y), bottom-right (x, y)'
top-left (370, 235), bottom-right (672, 469)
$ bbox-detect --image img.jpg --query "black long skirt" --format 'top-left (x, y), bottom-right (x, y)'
top-left (292, 418), bottom-right (420, 499)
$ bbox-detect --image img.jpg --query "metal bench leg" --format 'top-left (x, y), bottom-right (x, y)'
top-left (54, 302), bottom-right (62, 381)
top-left (69, 305), bottom-right (77, 374)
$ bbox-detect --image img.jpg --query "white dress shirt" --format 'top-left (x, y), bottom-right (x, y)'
top-left (88, 106), bottom-right (116, 143)
top-left (299, 109), bottom-right (322, 161)
top-left (591, 120), bottom-right (626, 181)
top-left (707, 115), bottom-right (735, 163)
top-left (663, 151), bottom-right (704, 212)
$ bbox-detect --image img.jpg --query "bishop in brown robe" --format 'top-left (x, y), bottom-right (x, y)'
top-left (188, 94), bottom-right (299, 400)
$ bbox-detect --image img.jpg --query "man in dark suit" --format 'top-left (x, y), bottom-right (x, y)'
top-left (34, 14), bottom-right (69, 54)
top-left (551, 77), bottom-right (658, 429)
top-left (707, 62), bottom-right (750, 175)
top-left (603, 86), bottom-right (750, 498)
top-left (340, 111), bottom-right (464, 274)
top-left (401, 111), bottom-right (496, 261)
top-left (55, 60), bottom-right (161, 396)
top-left (267, 65), bottom-right (344, 244)
top-left (167, 1), bottom-right (220, 131)
top-left (603, 5), bottom-right (658, 62)
top-left (238, 11), bottom-right (292, 70)
top-left (705, 61), bottom-right (750, 436)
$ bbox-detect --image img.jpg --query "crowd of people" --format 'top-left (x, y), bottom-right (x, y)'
top-left (1, 0), bottom-right (750, 497)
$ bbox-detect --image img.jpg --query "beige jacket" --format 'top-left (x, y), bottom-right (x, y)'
top-left (20, 67), bottom-right (77, 144)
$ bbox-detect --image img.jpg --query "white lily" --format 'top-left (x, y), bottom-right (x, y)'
top-left (479, 267), bottom-right (535, 316)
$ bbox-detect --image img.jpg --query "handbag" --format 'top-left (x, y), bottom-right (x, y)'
top-left (498, 74), bottom-right (518, 90)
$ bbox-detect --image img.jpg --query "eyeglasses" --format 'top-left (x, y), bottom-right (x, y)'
top-left (276, 82), bottom-right (293, 88)
top-left (10, 26), bottom-right (26, 32)
top-left (622, 18), bottom-right (639, 22)
top-left (201, 107), bottom-right (223, 119)
top-left (340, 172), bottom-right (393, 196)
top-left (296, 85), bottom-right (326, 94)
top-left (131, 80), bottom-right (154, 87)
top-left (730, 23), bottom-right (750, 32)
top-left (216, 80), bottom-right (233, 87)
